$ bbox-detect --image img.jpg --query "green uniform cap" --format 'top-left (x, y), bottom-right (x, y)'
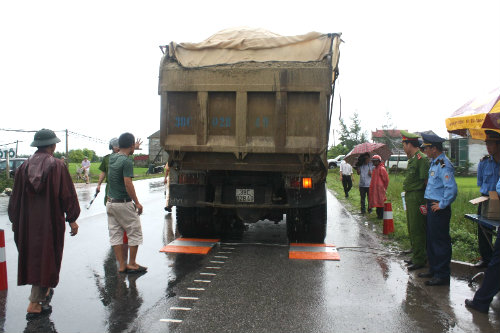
top-left (30, 128), bottom-right (61, 147)
top-left (400, 130), bottom-right (420, 142)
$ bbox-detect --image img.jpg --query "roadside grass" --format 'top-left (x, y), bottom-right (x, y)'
top-left (327, 169), bottom-right (482, 263)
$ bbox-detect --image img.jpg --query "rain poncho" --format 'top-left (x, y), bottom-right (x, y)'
top-left (369, 164), bottom-right (389, 208)
top-left (8, 151), bottom-right (80, 287)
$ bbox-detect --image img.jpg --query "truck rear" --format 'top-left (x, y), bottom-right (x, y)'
top-left (159, 28), bottom-right (341, 242)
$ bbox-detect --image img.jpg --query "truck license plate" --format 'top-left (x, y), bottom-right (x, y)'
top-left (236, 189), bottom-right (254, 202)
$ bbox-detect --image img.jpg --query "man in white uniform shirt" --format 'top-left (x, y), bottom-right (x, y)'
top-left (340, 159), bottom-right (354, 198)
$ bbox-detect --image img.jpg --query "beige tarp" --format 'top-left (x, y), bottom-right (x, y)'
top-left (167, 27), bottom-right (341, 68)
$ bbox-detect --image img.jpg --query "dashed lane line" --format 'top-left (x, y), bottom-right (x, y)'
top-left (160, 319), bottom-right (183, 323)
top-left (187, 287), bottom-right (205, 291)
top-left (170, 307), bottom-right (192, 311)
top-left (179, 296), bottom-right (199, 300)
top-left (194, 280), bottom-right (211, 283)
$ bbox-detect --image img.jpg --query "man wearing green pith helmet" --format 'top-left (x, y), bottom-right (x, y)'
top-left (401, 130), bottom-right (430, 271)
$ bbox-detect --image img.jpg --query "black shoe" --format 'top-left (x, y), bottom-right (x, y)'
top-left (404, 259), bottom-right (413, 265)
top-left (368, 208), bottom-right (373, 213)
top-left (425, 277), bottom-right (450, 286)
top-left (407, 264), bottom-right (425, 271)
top-left (417, 272), bottom-right (433, 278)
top-left (465, 299), bottom-right (489, 314)
top-left (164, 206), bottom-right (172, 212)
top-left (26, 305), bottom-right (52, 320)
top-left (474, 260), bottom-right (489, 268)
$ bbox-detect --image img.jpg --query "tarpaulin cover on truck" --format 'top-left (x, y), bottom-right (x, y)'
top-left (166, 27), bottom-right (341, 69)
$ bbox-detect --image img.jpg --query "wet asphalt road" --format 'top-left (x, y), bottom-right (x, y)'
top-left (0, 178), bottom-right (499, 333)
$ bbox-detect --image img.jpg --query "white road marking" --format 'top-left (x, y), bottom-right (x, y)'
top-left (221, 247), bottom-right (235, 250)
top-left (206, 267), bottom-right (221, 269)
top-left (170, 307), bottom-right (192, 311)
top-left (218, 251), bottom-right (232, 254)
top-left (160, 319), bottom-right (183, 323)
top-left (187, 287), bottom-right (205, 291)
top-left (179, 296), bottom-right (199, 300)
top-left (200, 272), bottom-right (216, 276)
top-left (210, 261), bottom-right (225, 264)
top-left (214, 256), bottom-right (228, 258)
top-left (194, 280), bottom-right (211, 283)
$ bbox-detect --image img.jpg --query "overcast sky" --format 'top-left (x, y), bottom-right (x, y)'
top-left (1, 0), bottom-right (499, 157)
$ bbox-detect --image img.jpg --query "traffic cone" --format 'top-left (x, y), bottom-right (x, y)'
top-left (383, 202), bottom-right (394, 234)
top-left (0, 229), bottom-right (7, 290)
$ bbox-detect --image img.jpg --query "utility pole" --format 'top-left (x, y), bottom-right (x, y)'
top-left (65, 129), bottom-right (69, 159)
top-left (15, 140), bottom-right (18, 157)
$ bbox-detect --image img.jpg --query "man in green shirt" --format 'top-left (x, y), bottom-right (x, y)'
top-left (97, 137), bottom-right (119, 205)
top-left (106, 132), bottom-right (146, 274)
top-left (401, 130), bottom-right (430, 271)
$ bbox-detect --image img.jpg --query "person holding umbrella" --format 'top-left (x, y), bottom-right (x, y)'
top-left (418, 133), bottom-right (457, 286)
top-left (368, 155), bottom-right (389, 219)
top-left (474, 130), bottom-right (500, 268)
top-left (356, 153), bottom-right (374, 214)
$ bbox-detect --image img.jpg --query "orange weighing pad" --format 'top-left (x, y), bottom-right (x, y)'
top-left (289, 243), bottom-right (340, 260)
top-left (160, 238), bottom-right (220, 255)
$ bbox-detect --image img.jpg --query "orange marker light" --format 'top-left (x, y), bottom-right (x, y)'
top-left (302, 177), bottom-right (312, 188)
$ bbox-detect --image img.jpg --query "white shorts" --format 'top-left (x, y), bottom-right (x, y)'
top-left (106, 201), bottom-right (143, 246)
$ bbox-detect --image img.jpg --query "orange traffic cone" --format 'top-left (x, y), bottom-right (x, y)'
top-left (383, 202), bottom-right (394, 234)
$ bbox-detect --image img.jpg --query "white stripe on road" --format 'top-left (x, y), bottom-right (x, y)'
top-left (214, 256), bottom-right (228, 258)
top-left (200, 272), bottom-right (216, 276)
top-left (218, 251), bottom-right (232, 254)
top-left (160, 319), bottom-right (182, 323)
top-left (221, 247), bottom-right (235, 250)
top-left (206, 267), bottom-right (221, 269)
top-left (187, 287), bottom-right (205, 291)
top-left (170, 307), bottom-right (192, 311)
top-left (179, 296), bottom-right (199, 300)
top-left (194, 280), bottom-right (211, 283)
top-left (210, 261), bottom-right (225, 264)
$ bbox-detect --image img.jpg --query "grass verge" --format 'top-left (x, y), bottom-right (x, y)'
top-left (327, 169), bottom-right (485, 263)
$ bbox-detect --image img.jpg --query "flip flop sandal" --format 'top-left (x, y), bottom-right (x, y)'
top-left (26, 305), bottom-right (52, 320)
top-left (127, 265), bottom-right (147, 274)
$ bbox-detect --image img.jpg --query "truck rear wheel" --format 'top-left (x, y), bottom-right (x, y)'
top-left (176, 207), bottom-right (216, 238)
top-left (286, 204), bottom-right (327, 243)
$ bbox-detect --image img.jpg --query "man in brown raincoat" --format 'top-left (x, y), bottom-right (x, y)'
top-left (8, 128), bottom-right (80, 319)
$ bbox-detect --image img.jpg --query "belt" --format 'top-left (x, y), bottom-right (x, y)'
top-left (405, 189), bottom-right (425, 193)
top-left (108, 198), bottom-right (132, 203)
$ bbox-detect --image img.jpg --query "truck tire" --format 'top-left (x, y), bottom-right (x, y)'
top-left (176, 207), bottom-right (216, 238)
top-left (328, 162), bottom-right (336, 169)
top-left (286, 204), bottom-right (327, 243)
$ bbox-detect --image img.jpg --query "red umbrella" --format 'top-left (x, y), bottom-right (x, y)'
top-left (343, 142), bottom-right (392, 166)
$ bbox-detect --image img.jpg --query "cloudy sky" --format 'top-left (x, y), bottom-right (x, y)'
top-left (1, 0), bottom-right (499, 156)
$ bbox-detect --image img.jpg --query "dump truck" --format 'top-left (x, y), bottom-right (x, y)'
top-left (159, 28), bottom-right (341, 242)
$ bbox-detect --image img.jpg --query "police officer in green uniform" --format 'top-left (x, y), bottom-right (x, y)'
top-left (401, 130), bottom-right (430, 271)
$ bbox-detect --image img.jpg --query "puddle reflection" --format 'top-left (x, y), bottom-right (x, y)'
top-left (93, 249), bottom-right (144, 333)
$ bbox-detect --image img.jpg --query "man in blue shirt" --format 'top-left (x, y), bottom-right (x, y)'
top-left (465, 178), bottom-right (500, 314)
top-left (474, 130), bottom-right (500, 268)
top-left (417, 133), bottom-right (457, 286)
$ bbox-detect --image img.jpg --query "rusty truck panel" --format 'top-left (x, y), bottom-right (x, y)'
top-left (159, 60), bottom-right (333, 164)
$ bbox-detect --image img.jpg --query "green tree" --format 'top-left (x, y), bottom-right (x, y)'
top-left (67, 149), bottom-right (97, 163)
top-left (327, 144), bottom-right (349, 159)
top-left (338, 112), bottom-right (367, 151)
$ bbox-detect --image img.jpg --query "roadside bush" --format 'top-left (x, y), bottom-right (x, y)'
top-left (0, 173), bottom-right (14, 193)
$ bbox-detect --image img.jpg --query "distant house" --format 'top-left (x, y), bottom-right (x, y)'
top-left (371, 129), bottom-right (405, 154)
top-left (133, 154), bottom-right (149, 167)
top-left (448, 135), bottom-right (487, 173)
top-left (147, 130), bottom-right (168, 164)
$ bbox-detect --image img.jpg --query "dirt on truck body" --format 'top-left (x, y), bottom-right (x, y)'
top-left (159, 28), bottom-right (341, 242)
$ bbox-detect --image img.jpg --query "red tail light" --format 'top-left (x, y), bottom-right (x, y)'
top-left (290, 177), bottom-right (301, 188)
top-left (302, 177), bottom-right (312, 188)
